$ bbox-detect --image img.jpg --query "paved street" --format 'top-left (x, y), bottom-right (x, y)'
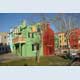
top-left (0, 53), bottom-right (23, 63)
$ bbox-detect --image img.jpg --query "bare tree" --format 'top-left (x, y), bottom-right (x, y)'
top-left (35, 13), bottom-right (52, 63)
top-left (36, 13), bottom-right (49, 63)
top-left (26, 13), bottom-right (49, 63)
top-left (50, 14), bottom-right (80, 54)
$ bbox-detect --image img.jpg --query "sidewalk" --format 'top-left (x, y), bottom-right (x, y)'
top-left (0, 53), bottom-right (23, 63)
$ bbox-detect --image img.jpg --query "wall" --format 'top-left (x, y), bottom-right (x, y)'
top-left (69, 28), bottom-right (80, 49)
top-left (13, 24), bottom-right (43, 57)
top-left (43, 24), bottom-right (54, 56)
top-left (58, 32), bottom-right (67, 49)
top-left (54, 34), bottom-right (59, 49)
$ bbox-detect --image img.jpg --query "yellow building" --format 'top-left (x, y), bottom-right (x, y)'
top-left (58, 32), bottom-right (67, 49)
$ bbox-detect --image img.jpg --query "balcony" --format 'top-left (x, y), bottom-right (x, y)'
top-left (12, 35), bottom-right (26, 44)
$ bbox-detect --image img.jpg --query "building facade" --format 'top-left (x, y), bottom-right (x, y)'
top-left (69, 28), bottom-right (80, 49)
top-left (58, 32), bottom-right (67, 49)
top-left (0, 32), bottom-right (11, 53)
top-left (12, 22), bottom-right (42, 57)
top-left (9, 21), bottom-right (54, 57)
top-left (54, 33), bottom-right (59, 49)
top-left (43, 23), bottom-right (54, 56)
top-left (54, 28), bottom-right (80, 51)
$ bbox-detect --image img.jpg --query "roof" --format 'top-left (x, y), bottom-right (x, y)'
top-left (55, 32), bottom-right (65, 34)
top-left (0, 32), bottom-right (8, 34)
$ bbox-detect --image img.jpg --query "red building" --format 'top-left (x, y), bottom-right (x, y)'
top-left (43, 23), bottom-right (54, 56)
top-left (69, 28), bottom-right (80, 49)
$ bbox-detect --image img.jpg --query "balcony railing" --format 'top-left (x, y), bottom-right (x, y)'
top-left (12, 35), bottom-right (26, 44)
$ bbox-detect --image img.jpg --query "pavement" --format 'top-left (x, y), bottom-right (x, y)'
top-left (0, 53), bottom-right (23, 63)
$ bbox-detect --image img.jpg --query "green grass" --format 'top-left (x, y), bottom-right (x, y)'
top-left (0, 56), bottom-right (71, 66)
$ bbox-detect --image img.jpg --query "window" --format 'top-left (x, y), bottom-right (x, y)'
top-left (60, 40), bottom-right (61, 43)
top-left (32, 33), bottom-right (34, 38)
top-left (2, 47), bottom-right (4, 51)
top-left (60, 45), bottom-right (61, 48)
top-left (32, 44), bottom-right (34, 51)
top-left (64, 45), bottom-right (67, 48)
top-left (32, 44), bottom-right (39, 51)
top-left (6, 48), bottom-right (8, 52)
top-left (4, 36), bottom-right (6, 39)
top-left (28, 32), bottom-right (34, 38)
top-left (28, 32), bottom-right (30, 38)
top-left (65, 39), bottom-right (66, 42)
top-left (59, 35), bottom-right (61, 38)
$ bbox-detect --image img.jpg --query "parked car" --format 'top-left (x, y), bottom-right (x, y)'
top-left (68, 50), bottom-right (80, 66)
top-left (69, 50), bottom-right (77, 59)
top-left (61, 49), bottom-right (79, 59)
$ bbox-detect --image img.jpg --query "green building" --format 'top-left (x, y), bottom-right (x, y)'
top-left (11, 21), bottom-right (43, 57)
top-left (54, 33), bottom-right (59, 49)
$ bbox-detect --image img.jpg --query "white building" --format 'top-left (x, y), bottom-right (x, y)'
top-left (0, 32), bottom-right (11, 53)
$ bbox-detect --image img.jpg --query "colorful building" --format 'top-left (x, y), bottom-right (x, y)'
top-left (54, 33), bottom-right (59, 49)
top-left (69, 28), bottom-right (80, 49)
top-left (54, 28), bottom-right (80, 50)
top-left (0, 32), bottom-right (10, 53)
top-left (9, 21), bottom-right (54, 57)
top-left (12, 22), bottom-right (42, 57)
top-left (43, 23), bottom-right (54, 56)
top-left (58, 32), bottom-right (67, 49)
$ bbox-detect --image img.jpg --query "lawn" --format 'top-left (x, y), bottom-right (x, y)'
top-left (0, 56), bottom-right (71, 66)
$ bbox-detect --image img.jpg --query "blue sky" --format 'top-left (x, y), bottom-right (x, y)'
top-left (0, 13), bottom-right (80, 32)
top-left (0, 13), bottom-right (56, 32)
